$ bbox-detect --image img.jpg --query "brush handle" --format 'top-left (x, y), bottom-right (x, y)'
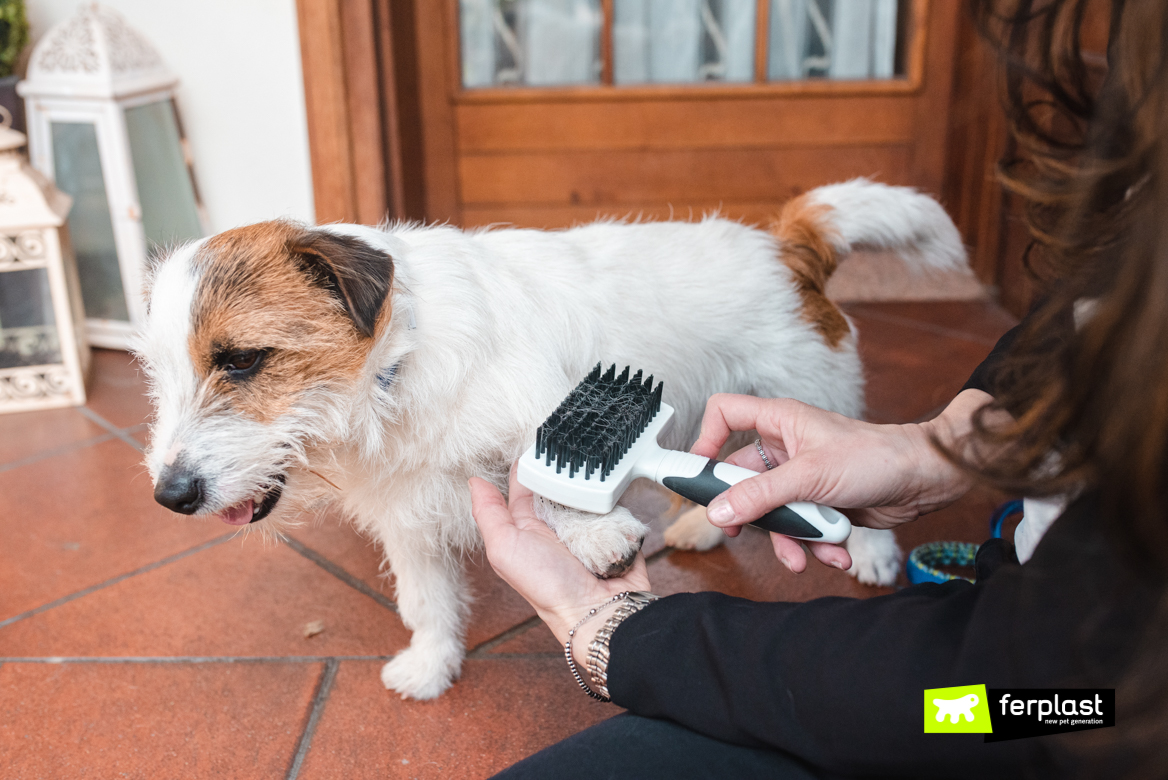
top-left (654, 451), bottom-right (851, 544)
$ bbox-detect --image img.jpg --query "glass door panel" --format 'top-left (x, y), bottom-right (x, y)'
top-left (460, 0), bottom-right (602, 87)
top-left (769, 0), bottom-right (903, 80)
top-left (614, 0), bottom-right (756, 84)
top-left (458, 0), bottom-right (909, 88)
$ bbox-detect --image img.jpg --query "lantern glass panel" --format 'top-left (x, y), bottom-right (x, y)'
top-left (125, 100), bottom-right (202, 250)
top-left (0, 267), bottom-right (61, 368)
top-left (50, 122), bottom-right (128, 323)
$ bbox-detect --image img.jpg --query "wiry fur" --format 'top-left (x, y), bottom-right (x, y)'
top-left (135, 179), bottom-right (966, 699)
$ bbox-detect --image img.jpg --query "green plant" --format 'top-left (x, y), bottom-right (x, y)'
top-left (0, 0), bottom-right (28, 79)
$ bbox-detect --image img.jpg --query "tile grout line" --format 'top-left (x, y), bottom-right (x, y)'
top-left (77, 406), bottom-right (146, 452)
top-left (466, 615), bottom-right (544, 658)
top-left (0, 431), bottom-right (119, 473)
top-left (0, 534), bottom-right (235, 630)
top-left (844, 307), bottom-right (1006, 348)
top-left (286, 658), bottom-right (339, 780)
top-left (282, 536), bottom-right (398, 613)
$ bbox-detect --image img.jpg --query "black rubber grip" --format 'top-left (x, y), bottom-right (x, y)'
top-left (662, 460), bottom-right (823, 540)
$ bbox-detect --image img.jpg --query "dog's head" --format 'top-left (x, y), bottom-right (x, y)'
top-left (135, 220), bottom-right (393, 527)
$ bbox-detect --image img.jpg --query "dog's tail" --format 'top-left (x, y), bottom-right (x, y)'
top-left (771, 177), bottom-right (967, 292)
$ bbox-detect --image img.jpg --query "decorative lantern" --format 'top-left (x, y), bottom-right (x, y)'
top-left (17, 3), bottom-right (205, 349)
top-left (0, 107), bottom-right (89, 414)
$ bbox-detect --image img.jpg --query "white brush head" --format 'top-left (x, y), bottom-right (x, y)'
top-left (518, 403), bottom-right (674, 514)
top-left (516, 363), bottom-right (671, 514)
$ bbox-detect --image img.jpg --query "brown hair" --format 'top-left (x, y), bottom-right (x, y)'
top-left (967, 0), bottom-right (1168, 774)
top-left (967, 0), bottom-right (1168, 567)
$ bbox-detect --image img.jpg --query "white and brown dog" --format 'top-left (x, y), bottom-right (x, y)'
top-left (136, 179), bottom-right (965, 699)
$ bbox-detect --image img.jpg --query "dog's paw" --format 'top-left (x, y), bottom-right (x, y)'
top-left (380, 637), bottom-right (463, 700)
top-left (663, 504), bottom-right (725, 551)
top-left (844, 526), bottom-right (902, 587)
top-left (536, 498), bottom-right (646, 578)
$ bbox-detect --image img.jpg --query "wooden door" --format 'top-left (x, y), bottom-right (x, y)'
top-left (411, 0), bottom-right (961, 229)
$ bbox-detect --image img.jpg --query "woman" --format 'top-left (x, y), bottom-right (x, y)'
top-left (470, 0), bottom-right (1168, 776)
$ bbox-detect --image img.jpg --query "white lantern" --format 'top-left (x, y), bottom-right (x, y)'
top-left (0, 108), bottom-right (89, 414)
top-left (17, 3), bottom-right (206, 349)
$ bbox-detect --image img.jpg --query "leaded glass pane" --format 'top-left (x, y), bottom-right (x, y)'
top-left (0, 267), bottom-right (61, 368)
top-left (50, 122), bottom-right (128, 323)
top-left (460, 0), bottom-right (602, 87)
top-left (125, 100), bottom-right (203, 252)
top-left (614, 0), bottom-right (756, 84)
top-left (768, 0), bottom-right (903, 81)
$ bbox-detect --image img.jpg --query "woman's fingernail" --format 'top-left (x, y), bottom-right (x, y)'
top-left (707, 499), bottom-right (734, 525)
top-left (780, 557), bottom-right (793, 571)
top-left (833, 561), bottom-right (847, 571)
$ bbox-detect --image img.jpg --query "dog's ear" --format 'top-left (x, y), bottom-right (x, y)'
top-left (290, 230), bottom-right (393, 338)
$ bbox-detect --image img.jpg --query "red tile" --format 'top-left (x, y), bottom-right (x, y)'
top-left (298, 659), bottom-right (620, 780)
top-left (0, 406), bottom-right (107, 466)
top-left (0, 661), bottom-right (318, 778)
top-left (844, 301), bottom-right (1017, 344)
top-left (850, 309), bottom-right (998, 423)
top-left (0, 439), bottom-right (226, 622)
top-left (290, 478), bottom-right (688, 653)
top-left (85, 348), bottom-right (153, 430)
top-left (0, 535), bottom-right (408, 658)
top-left (289, 514), bottom-right (538, 652)
top-left (483, 621), bottom-right (562, 655)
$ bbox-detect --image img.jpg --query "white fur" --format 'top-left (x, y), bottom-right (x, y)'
top-left (137, 179), bottom-right (963, 699)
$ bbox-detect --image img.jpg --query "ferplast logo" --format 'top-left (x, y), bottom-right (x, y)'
top-left (924, 685), bottom-right (993, 734)
top-left (924, 686), bottom-right (1115, 742)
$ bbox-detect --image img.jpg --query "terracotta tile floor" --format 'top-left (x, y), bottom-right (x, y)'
top-left (0, 301), bottom-right (1017, 779)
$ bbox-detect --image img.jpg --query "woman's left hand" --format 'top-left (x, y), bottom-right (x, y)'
top-left (470, 465), bottom-right (651, 646)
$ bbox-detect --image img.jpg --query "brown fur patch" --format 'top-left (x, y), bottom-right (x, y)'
top-left (770, 195), bottom-right (851, 349)
top-left (188, 221), bottom-right (393, 424)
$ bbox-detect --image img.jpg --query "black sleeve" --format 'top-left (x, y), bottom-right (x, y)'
top-left (962, 295), bottom-right (1075, 398)
top-left (962, 322), bottom-right (1021, 396)
top-left (607, 494), bottom-right (1157, 779)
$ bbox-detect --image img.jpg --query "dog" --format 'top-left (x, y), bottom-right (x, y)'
top-left (135, 178), bottom-right (966, 699)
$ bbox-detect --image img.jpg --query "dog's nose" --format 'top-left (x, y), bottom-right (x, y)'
top-left (154, 468), bottom-right (205, 515)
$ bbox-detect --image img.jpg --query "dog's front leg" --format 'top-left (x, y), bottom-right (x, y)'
top-left (376, 527), bottom-right (469, 700)
top-left (535, 497), bottom-right (648, 579)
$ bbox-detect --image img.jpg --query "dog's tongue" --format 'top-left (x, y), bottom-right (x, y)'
top-left (217, 500), bottom-right (255, 526)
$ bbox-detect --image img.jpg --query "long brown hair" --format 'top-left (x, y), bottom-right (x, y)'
top-left (968, 0), bottom-right (1168, 569)
top-left (968, 1), bottom-right (1168, 774)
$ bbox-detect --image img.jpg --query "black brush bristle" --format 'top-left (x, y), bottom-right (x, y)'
top-left (533, 363), bottom-right (664, 481)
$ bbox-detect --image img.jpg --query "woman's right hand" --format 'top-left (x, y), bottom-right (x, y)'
top-left (691, 389), bottom-right (995, 570)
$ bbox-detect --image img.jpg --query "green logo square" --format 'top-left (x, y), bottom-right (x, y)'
top-left (924, 684), bottom-right (993, 733)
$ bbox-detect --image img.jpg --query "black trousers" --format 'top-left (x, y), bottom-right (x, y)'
top-left (492, 714), bottom-right (826, 780)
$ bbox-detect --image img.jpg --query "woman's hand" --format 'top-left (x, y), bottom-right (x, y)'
top-left (691, 389), bottom-right (995, 573)
top-left (469, 465), bottom-right (651, 650)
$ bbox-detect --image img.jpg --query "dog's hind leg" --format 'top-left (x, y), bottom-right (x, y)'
top-left (375, 525), bottom-right (470, 700)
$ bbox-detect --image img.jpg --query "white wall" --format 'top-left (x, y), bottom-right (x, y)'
top-left (26, 0), bottom-right (316, 232)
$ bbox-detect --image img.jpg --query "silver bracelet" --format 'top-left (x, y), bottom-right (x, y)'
top-left (585, 591), bottom-right (659, 700)
top-left (564, 592), bottom-right (630, 702)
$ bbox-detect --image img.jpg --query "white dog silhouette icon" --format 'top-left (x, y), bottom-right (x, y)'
top-left (933, 693), bottom-right (979, 723)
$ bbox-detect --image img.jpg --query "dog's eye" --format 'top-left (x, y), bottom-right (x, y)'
top-left (218, 349), bottom-right (265, 377)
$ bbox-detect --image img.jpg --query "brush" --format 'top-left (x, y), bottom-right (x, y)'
top-left (517, 363), bottom-right (851, 543)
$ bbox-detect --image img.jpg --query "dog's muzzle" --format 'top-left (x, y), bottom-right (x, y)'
top-left (154, 466), bottom-right (285, 526)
